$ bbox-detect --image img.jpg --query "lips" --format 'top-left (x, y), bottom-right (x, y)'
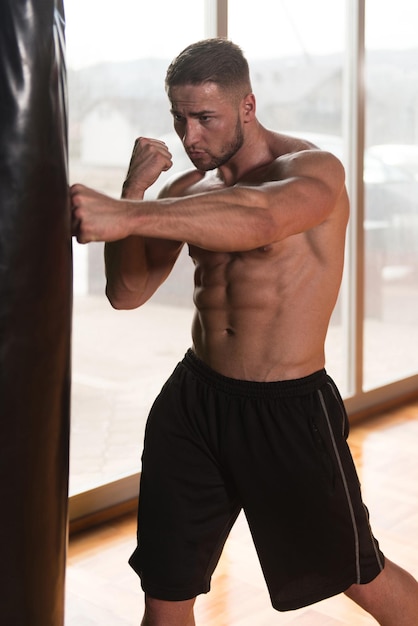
top-left (187, 150), bottom-right (205, 159)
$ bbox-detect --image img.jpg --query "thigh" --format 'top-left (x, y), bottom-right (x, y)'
top-left (129, 365), bottom-right (241, 601)
top-left (224, 380), bottom-right (384, 611)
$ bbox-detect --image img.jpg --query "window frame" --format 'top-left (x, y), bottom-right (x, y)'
top-left (69, 0), bottom-right (418, 528)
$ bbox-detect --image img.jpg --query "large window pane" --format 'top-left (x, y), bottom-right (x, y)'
top-left (67, 1), bottom-right (204, 495)
top-left (364, 0), bottom-right (418, 389)
top-left (228, 0), bottom-right (348, 393)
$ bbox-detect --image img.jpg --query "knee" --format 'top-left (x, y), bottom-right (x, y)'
top-left (343, 574), bottom-right (387, 623)
top-left (344, 580), bottom-right (371, 604)
top-left (344, 560), bottom-right (418, 623)
top-left (343, 564), bottom-right (391, 615)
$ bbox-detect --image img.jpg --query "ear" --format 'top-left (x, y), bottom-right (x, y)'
top-left (241, 93), bottom-right (256, 122)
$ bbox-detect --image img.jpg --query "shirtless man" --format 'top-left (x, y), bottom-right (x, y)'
top-left (71, 39), bottom-right (418, 626)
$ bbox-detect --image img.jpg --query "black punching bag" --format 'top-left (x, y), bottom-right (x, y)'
top-left (0, 1), bottom-right (71, 625)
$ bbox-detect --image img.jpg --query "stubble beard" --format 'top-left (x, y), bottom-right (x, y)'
top-left (189, 119), bottom-right (244, 171)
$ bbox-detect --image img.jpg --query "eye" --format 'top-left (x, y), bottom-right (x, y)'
top-left (172, 113), bottom-right (184, 123)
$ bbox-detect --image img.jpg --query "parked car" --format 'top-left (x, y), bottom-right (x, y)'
top-left (367, 144), bottom-right (418, 181)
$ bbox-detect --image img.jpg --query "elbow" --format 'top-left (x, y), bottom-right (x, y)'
top-left (105, 285), bottom-right (146, 310)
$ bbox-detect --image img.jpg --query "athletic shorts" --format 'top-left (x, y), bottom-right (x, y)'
top-left (129, 349), bottom-right (385, 611)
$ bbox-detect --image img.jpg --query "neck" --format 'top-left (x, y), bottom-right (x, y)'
top-left (217, 122), bottom-right (273, 185)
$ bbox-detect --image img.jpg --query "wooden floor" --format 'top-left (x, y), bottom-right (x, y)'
top-left (65, 399), bottom-right (418, 625)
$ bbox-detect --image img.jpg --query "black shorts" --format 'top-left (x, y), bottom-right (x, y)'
top-left (129, 349), bottom-right (385, 611)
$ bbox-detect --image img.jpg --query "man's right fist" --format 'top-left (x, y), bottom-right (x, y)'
top-left (122, 137), bottom-right (173, 199)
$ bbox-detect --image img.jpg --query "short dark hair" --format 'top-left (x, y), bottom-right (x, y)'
top-left (165, 38), bottom-right (252, 98)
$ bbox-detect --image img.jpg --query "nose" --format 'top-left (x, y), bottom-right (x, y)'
top-left (181, 120), bottom-right (201, 148)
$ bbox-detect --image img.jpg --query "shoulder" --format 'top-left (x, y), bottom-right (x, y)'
top-left (270, 131), bottom-right (346, 194)
top-left (280, 148), bottom-right (348, 217)
top-left (267, 133), bottom-right (349, 221)
top-left (271, 130), bottom-right (342, 168)
top-left (158, 168), bottom-right (205, 198)
top-left (248, 129), bottom-right (346, 189)
top-left (279, 147), bottom-right (345, 184)
top-left (246, 146), bottom-right (346, 200)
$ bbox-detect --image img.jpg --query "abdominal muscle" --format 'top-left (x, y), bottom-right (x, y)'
top-left (189, 240), bottom-right (341, 382)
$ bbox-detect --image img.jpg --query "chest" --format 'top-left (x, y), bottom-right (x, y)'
top-left (188, 240), bottom-right (302, 290)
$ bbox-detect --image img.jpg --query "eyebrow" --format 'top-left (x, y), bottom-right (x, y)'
top-left (170, 108), bottom-right (216, 117)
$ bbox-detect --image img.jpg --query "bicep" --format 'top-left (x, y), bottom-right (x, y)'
top-left (256, 152), bottom-right (347, 240)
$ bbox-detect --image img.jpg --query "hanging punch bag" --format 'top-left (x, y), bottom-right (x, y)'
top-left (0, 1), bottom-right (71, 625)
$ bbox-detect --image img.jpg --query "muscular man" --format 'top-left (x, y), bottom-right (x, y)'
top-left (71, 39), bottom-right (418, 626)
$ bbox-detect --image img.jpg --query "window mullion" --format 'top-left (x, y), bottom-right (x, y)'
top-left (343, 0), bottom-right (366, 396)
top-left (204, 0), bottom-right (228, 38)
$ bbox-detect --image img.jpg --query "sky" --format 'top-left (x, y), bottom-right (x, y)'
top-left (64, 0), bottom-right (418, 70)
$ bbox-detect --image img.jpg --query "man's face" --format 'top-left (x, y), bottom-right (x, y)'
top-left (168, 82), bottom-right (245, 171)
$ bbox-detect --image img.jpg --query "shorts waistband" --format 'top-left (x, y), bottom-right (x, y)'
top-left (181, 349), bottom-right (328, 399)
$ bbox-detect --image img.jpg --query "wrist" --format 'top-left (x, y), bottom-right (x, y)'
top-left (121, 179), bottom-right (146, 200)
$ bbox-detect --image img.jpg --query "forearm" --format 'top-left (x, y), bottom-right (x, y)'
top-left (104, 134), bottom-right (176, 309)
top-left (128, 187), bottom-right (276, 252)
top-left (104, 237), bottom-right (149, 309)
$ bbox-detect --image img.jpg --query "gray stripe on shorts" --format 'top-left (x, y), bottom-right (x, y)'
top-left (317, 387), bottom-right (361, 584)
top-left (325, 382), bottom-right (385, 573)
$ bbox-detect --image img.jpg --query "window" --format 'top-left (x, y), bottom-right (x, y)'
top-left (67, 0), bottom-right (418, 517)
top-left (67, 0), bottom-right (204, 496)
top-left (363, 0), bottom-right (418, 389)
